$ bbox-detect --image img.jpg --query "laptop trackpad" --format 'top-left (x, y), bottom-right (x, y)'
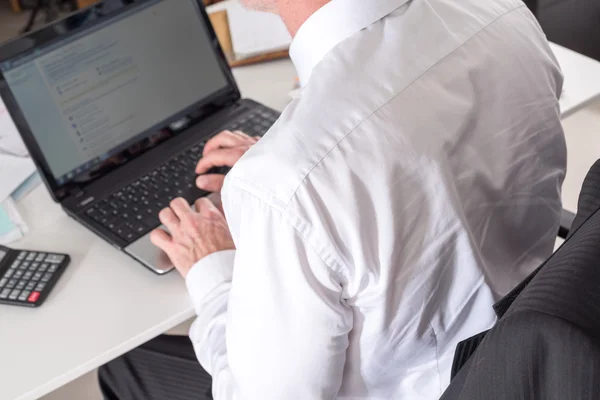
top-left (125, 228), bottom-right (175, 275)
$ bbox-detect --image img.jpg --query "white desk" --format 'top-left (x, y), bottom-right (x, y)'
top-left (551, 43), bottom-right (600, 118)
top-left (2, 39), bottom-right (600, 400)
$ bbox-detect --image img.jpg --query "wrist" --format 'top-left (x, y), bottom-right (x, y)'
top-left (185, 250), bottom-right (236, 313)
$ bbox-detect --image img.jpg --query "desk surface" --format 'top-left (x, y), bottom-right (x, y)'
top-left (551, 43), bottom-right (600, 118)
top-left (2, 38), bottom-right (600, 400)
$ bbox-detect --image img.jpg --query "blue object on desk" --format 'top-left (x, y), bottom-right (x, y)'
top-left (11, 172), bottom-right (41, 202)
top-left (0, 206), bottom-right (16, 236)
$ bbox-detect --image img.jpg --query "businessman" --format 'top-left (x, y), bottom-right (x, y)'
top-left (99, 0), bottom-right (566, 398)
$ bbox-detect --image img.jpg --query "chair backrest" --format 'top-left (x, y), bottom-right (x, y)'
top-left (522, 0), bottom-right (538, 15)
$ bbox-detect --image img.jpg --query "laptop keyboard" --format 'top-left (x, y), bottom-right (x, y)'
top-left (84, 106), bottom-right (279, 244)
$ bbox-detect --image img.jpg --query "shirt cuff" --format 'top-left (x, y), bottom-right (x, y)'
top-left (185, 250), bottom-right (236, 314)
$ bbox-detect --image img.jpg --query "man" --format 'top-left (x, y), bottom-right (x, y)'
top-left (99, 0), bottom-right (566, 398)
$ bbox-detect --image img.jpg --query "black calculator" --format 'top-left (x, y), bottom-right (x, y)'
top-left (0, 245), bottom-right (70, 308)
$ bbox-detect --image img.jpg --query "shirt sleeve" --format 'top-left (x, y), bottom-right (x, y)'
top-left (186, 185), bottom-right (353, 400)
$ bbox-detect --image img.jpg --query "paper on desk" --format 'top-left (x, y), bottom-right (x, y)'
top-left (0, 153), bottom-right (36, 203)
top-left (228, 1), bottom-right (292, 58)
top-left (12, 172), bottom-right (42, 202)
top-left (0, 197), bottom-right (28, 245)
top-left (0, 97), bottom-right (28, 157)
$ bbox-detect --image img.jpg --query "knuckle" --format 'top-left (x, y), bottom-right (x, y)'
top-left (188, 217), bottom-right (202, 231)
top-left (181, 211), bottom-right (194, 222)
top-left (204, 206), bottom-right (220, 219)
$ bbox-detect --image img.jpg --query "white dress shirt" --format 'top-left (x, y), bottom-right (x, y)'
top-left (186, 0), bottom-right (566, 398)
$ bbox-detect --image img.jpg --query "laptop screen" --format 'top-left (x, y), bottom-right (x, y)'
top-left (0, 0), bottom-right (230, 186)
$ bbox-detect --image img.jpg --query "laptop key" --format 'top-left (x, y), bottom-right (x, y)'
top-left (116, 226), bottom-right (135, 241)
top-left (86, 208), bottom-right (101, 221)
top-left (143, 216), bottom-right (160, 229)
top-left (106, 219), bottom-right (121, 231)
top-left (128, 222), bottom-right (147, 235)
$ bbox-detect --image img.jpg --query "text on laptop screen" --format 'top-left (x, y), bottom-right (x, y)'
top-left (1, 0), bottom-right (229, 183)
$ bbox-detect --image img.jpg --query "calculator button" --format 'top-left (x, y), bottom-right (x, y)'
top-left (9, 289), bottom-right (20, 300)
top-left (18, 291), bottom-right (30, 302)
top-left (45, 254), bottom-right (65, 264)
top-left (15, 280), bottom-right (26, 290)
top-left (26, 253), bottom-right (36, 261)
top-left (25, 281), bottom-right (36, 291)
top-left (27, 263), bottom-right (36, 271)
top-left (23, 271), bottom-right (33, 280)
top-left (48, 264), bottom-right (58, 273)
top-left (35, 253), bottom-right (46, 262)
top-left (0, 278), bottom-right (6, 288)
top-left (38, 263), bottom-right (48, 272)
top-left (32, 272), bottom-right (42, 281)
top-left (14, 270), bottom-right (24, 279)
top-left (35, 282), bottom-right (46, 292)
top-left (0, 288), bottom-right (10, 299)
top-left (6, 279), bottom-right (17, 289)
top-left (17, 252), bottom-right (26, 260)
top-left (11, 260), bottom-right (21, 269)
top-left (28, 291), bottom-right (40, 303)
top-left (4, 269), bottom-right (14, 278)
top-left (18, 262), bottom-right (27, 270)
top-left (41, 273), bottom-right (52, 283)
top-left (32, 262), bottom-right (40, 269)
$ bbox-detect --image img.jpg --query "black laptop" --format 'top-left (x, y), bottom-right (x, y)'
top-left (0, 0), bottom-right (280, 274)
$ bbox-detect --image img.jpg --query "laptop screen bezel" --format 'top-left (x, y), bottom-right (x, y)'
top-left (0, 0), bottom-right (240, 202)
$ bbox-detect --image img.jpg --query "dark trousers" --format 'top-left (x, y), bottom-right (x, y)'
top-left (98, 335), bottom-right (213, 400)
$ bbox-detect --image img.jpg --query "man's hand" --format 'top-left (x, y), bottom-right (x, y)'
top-left (150, 197), bottom-right (235, 278)
top-left (195, 130), bottom-right (259, 192)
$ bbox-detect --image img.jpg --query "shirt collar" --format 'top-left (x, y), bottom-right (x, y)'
top-left (289, 0), bottom-right (410, 86)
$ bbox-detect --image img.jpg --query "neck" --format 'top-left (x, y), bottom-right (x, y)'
top-left (276, 0), bottom-right (331, 37)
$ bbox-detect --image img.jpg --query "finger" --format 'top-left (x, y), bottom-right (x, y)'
top-left (195, 197), bottom-right (221, 218)
top-left (206, 192), bottom-right (225, 215)
top-left (159, 207), bottom-right (180, 233)
top-left (196, 147), bottom-right (247, 174)
top-left (150, 228), bottom-right (174, 253)
top-left (203, 130), bottom-right (254, 156)
top-left (232, 130), bottom-right (251, 138)
top-left (169, 197), bottom-right (192, 220)
top-left (196, 174), bottom-right (226, 192)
